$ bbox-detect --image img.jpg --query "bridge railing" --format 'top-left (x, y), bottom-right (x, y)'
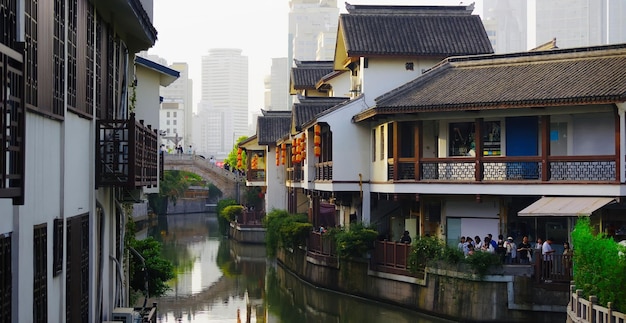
top-left (163, 154), bottom-right (245, 182)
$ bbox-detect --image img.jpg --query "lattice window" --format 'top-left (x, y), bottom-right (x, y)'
top-left (24, 0), bottom-right (38, 108)
top-left (86, 4), bottom-right (94, 113)
top-left (106, 28), bottom-right (115, 120)
top-left (0, 15), bottom-right (26, 204)
top-left (66, 0), bottom-right (77, 110)
top-left (53, 218), bottom-right (63, 276)
top-left (95, 13), bottom-right (104, 119)
top-left (53, 0), bottom-right (65, 117)
top-left (0, 233), bottom-right (11, 323)
top-left (66, 214), bottom-right (89, 323)
top-left (0, 0), bottom-right (17, 47)
top-left (33, 224), bottom-right (48, 323)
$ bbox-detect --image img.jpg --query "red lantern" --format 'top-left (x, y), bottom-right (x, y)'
top-left (314, 124), bottom-right (321, 157)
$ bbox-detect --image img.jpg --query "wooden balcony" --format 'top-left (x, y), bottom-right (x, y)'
top-left (389, 155), bottom-right (618, 183)
top-left (0, 43), bottom-right (25, 205)
top-left (247, 169), bottom-right (266, 182)
top-left (286, 166), bottom-right (304, 182)
top-left (96, 113), bottom-right (158, 188)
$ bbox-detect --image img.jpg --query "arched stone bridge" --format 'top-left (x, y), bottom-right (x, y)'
top-left (164, 154), bottom-right (245, 199)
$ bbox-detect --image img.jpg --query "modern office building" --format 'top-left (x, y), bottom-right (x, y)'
top-left (161, 62), bottom-right (193, 150)
top-left (198, 48), bottom-right (248, 158)
top-left (288, 0), bottom-right (339, 63)
top-left (482, 0), bottom-right (626, 53)
top-left (265, 57), bottom-right (291, 111)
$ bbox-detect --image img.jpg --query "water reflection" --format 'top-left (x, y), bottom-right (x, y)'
top-left (148, 213), bottom-right (453, 323)
top-left (266, 262), bottom-right (452, 323)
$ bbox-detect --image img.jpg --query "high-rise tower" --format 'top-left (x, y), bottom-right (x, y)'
top-left (288, 0), bottom-right (339, 63)
top-left (197, 48), bottom-right (248, 158)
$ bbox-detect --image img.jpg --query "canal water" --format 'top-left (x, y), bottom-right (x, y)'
top-left (146, 212), bottom-right (454, 323)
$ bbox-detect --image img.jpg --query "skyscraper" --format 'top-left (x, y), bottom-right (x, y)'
top-left (160, 62), bottom-right (193, 149)
top-left (266, 57), bottom-right (290, 111)
top-left (288, 0), bottom-right (339, 63)
top-left (482, 0), bottom-right (626, 53)
top-left (198, 48), bottom-right (248, 159)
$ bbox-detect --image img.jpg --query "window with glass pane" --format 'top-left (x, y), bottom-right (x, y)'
top-left (449, 122), bottom-right (475, 156)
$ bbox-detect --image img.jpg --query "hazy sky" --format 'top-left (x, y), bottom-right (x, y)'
top-left (149, 0), bottom-right (480, 115)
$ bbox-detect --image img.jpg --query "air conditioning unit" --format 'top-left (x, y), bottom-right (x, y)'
top-left (112, 307), bottom-right (141, 323)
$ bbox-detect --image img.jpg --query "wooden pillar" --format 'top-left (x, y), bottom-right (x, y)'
top-left (541, 115), bottom-right (550, 181)
top-left (415, 121), bottom-right (422, 181)
top-left (474, 118), bottom-right (483, 181)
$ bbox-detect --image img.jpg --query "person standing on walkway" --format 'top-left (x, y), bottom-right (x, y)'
top-left (542, 237), bottom-right (555, 281)
top-left (517, 235), bottom-right (532, 264)
top-left (504, 237), bottom-right (517, 264)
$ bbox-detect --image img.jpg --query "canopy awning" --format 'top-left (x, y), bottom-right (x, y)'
top-left (518, 197), bottom-right (616, 217)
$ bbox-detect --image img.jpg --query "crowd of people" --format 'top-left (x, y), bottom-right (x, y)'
top-left (456, 234), bottom-right (572, 268)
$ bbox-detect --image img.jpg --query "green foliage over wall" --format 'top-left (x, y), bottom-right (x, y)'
top-left (408, 236), bottom-right (500, 278)
top-left (262, 209), bottom-right (311, 256)
top-left (221, 205), bottom-right (244, 222)
top-left (571, 217), bottom-right (626, 312)
top-left (333, 223), bottom-right (378, 259)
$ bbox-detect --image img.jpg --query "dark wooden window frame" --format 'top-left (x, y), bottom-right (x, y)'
top-left (33, 223), bottom-right (48, 323)
top-left (53, 218), bottom-right (63, 275)
top-left (0, 233), bottom-right (11, 323)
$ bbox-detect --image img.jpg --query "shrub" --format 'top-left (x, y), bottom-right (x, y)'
top-left (408, 236), bottom-right (500, 278)
top-left (572, 217), bottom-right (626, 312)
top-left (463, 250), bottom-right (501, 277)
top-left (408, 236), bottom-right (446, 271)
top-left (263, 209), bottom-right (311, 256)
top-left (333, 222), bottom-right (378, 259)
top-left (221, 205), bottom-right (244, 222)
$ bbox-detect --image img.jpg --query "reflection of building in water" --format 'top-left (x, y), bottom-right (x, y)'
top-left (151, 214), bottom-right (268, 321)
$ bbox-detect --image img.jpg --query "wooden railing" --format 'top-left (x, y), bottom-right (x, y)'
top-left (534, 254), bottom-right (573, 283)
top-left (370, 240), bottom-right (420, 276)
top-left (389, 155), bottom-right (618, 183)
top-left (307, 231), bottom-right (336, 257)
top-left (315, 161), bottom-right (333, 181)
top-left (568, 286), bottom-right (626, 323)
top-left (247, 169), bottom-right (265, 182)
top-left (236, 211), bottom-right (265, 227)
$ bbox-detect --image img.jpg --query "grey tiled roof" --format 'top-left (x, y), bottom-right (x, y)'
top-left (339, 5), bottom-right (493, 57)
top-left (355, 44), bottom-right (626, 121)
top-left (293, 97), bottom-right (350, 130)
top-left (291, 60), bottom-right (334, 90)
top-left (257, 111), bottom-right (292, 145)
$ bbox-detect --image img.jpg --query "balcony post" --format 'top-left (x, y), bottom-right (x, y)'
top-left (615, 104), bottom-right (623, 182)
top-left (474, 118), bottom-right (483, 181)
top-left (415, 121), bottom-right (422, 180)
top-left (541, 115), bottom-right (550, 181)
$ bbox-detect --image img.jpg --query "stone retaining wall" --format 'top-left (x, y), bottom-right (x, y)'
top-left (277, 247), bottom-right (568, 322)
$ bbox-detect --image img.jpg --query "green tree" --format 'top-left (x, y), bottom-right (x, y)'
top-left (124, 212), bottom-right (174, 304)
top-left (571, 217), bottom-right (626, 312)
top-left (129, 237), bottom-right (175, 299)
top-left (224, 136), bottom-right (248, 170)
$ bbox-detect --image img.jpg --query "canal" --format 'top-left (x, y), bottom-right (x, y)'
top-left (144, 212), bottom-right (454, 322)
